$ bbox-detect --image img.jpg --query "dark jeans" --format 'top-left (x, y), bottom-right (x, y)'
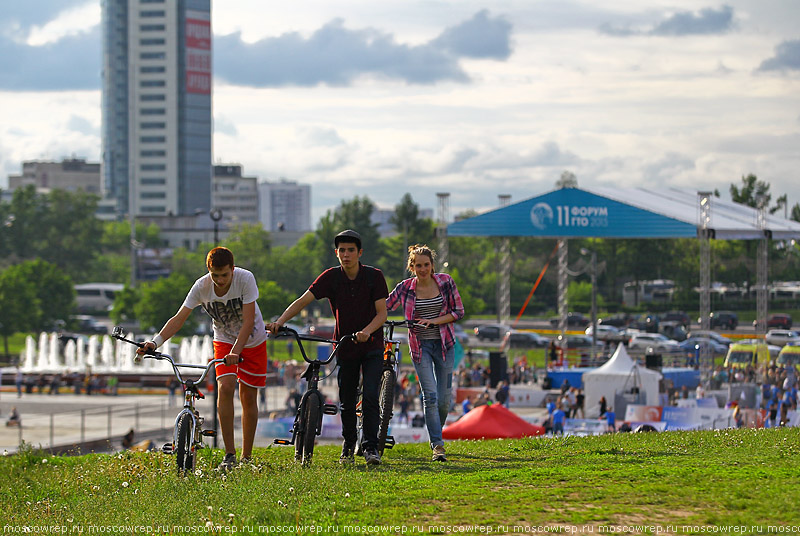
top-left (338, 349), bottom-right (382, 450)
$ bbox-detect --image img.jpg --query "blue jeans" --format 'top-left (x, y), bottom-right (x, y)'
top-left (413, 340), bottom-right (454, 447)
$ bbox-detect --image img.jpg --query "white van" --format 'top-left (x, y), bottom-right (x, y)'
top-left (74, 283), bottom-right (124, 313)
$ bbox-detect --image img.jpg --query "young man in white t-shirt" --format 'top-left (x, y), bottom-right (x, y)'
top-left (137, 247), bottom-right (267, 470)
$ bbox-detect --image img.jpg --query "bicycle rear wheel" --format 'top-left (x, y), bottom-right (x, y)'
top-left (298, 391), bottom-right (321, 465)
top-left (175, 413), bottom-right (196, 475)
top-left (377, 368), bottom-right (396, 455)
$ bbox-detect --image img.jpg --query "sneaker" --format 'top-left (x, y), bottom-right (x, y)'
top-left (339, 441), bottom-right (356, 465)
top-left (217, 452), bottom-right (237, 471)
top-left (364, 448), bottom-right (381, 466)
top-left (432, 445), bottom-right (447, 462)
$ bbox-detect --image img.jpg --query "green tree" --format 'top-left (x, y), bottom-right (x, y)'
top-left (257, 280), bottom-right (293, 320)
top-left (730, 173), bottom-right (786, 214)
top-left (0, 265), bottom-right (41, 356)
top-left (791, 203), bottom-right (800, 222)
top-left (15, 259), bottom-right (75, 331)
top-left (134, 273), bottom-right (195, 335)
top-left (448, 267), bottom-right (484, 320)
top-left (110, 284), bottom-right (143, 329)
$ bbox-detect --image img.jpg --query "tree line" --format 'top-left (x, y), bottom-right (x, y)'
top-left (1, 174), bottom-right (798, 348)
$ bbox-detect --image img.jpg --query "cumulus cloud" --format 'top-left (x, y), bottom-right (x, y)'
top-left (66, 115), bottom-right (96, 135)
top-left (214, 11), bottom-right (512, 87)
top-left (431, 10), bottom-right (512, 60)
top-left (757, 39), bottom-right (800, 72)
top-left (0, 26), bottom-right (100, 90)
top-left (1, 9), bottom-right (512, 91)
top-left (599, 5), bottom-right (735, 37)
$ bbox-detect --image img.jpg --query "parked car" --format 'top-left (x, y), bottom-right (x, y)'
top-left (631, 313), bottom-right (660, 333)
top-left (707, 311), bottom-right (738, 330)
top-left (767, 314), bottom-right (793, 330)
top-left (678, 337), bottom-right (728, 356)
top-left (473, 324), bottom-right (508, 341)
top-left (72, 315), bottom-right (108, 335)
top-left (453, 324), bottom-right (470, 345)
top-left (584, 324), bottom-right (624, 342)
top-left (687, 330), bottom-right (732, 348)
top-left (598, 313), bottom-right (633, 328)
top-left (776, 344), bottom-right (800, 366)
top-left (308, 324), bottom-right (336, 339)
top-left (549, 312), bottom-right (590, 328)
top-left (501, 329), bottom-right (549, 349)
top-left (628, 333), bottom-right (681, 353)
top-left (764, 329), bottom-right (800, 347)
top-left (662, 310), bottom-right (691, 328)
top-left (658, 321), bottom-right (688, 342)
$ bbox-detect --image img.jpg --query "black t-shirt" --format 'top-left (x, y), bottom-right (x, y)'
top-left (309, 263), bottom-right (388, 359)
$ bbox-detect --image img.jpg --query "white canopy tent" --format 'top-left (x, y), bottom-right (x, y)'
top-left (583, 344), bottom-right (662, 418)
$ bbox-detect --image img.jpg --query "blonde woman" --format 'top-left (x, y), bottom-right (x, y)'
top-left (386, 245), bottom-right (465, 461)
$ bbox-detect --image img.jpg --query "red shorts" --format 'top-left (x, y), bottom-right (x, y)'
top-left (213, 341), bottom-right (268, 388)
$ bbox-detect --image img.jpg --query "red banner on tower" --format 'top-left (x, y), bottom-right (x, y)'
top-left (186, 14), bottom-right (211, 94)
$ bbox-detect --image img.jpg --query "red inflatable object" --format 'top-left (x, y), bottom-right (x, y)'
top-left (442, 403), bottom-right (545, 440)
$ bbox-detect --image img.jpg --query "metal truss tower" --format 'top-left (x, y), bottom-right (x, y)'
top-left (497, 194), bottom-right (511, 324)
top-left (436, 193), bottom-right (450, 273)
top-left (756, 196), bottom-right (769, 336)
top-left (557, 239), bottom-right (568, 353)
top-left (698, 192), bottom-right (713, 381)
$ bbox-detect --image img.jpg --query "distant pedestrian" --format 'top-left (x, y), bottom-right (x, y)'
top-left (15, 366), bottom-right (23, 398)
top-left (606, 407), bottom-right (616, 432)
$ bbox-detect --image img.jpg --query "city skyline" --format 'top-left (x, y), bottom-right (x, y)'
top-left (0, 0), bottom-right (798, 224)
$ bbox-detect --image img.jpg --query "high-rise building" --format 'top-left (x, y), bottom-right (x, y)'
top-left (102, 0), bottom-right (212, 218)
top-left (213, 164), bottom-right (259, 225)
top-left (258, 180), bottom-right (312, 232)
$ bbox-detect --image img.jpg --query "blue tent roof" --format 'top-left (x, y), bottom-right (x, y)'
top-left (448, 187), bottom-right (800, 240)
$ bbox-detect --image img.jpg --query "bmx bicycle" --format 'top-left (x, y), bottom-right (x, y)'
top-left (356, 319), bottom-right (408, 457)
top-left (111, 326), bottom-right (229, 475)
top-left (270, 326), bottom-right (354, 465)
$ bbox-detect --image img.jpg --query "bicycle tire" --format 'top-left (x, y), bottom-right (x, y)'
top-left (377, 368), bottom-right (396, 455)
top-left (175, 412), bottom-right (195, 475)
top-left (300, 391), bottom-right (321, 465)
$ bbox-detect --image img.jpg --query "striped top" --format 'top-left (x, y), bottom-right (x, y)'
top-left (413, 295), bottom-right (443, 339)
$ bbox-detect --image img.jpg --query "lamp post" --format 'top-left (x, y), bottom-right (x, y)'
top-left (581, 248), bottom-right (598, 362)
top-left (209, 208), bottom-right (222, 448)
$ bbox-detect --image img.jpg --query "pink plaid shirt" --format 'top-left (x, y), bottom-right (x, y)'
top-left (386, 272), bottom-right (465, 363)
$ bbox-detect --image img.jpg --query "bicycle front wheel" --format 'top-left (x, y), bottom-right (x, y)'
top-left (377, 368), bottom-right (396, 455)
top-left (298, 391), bottom-right (321, 465)
top-left (175, 412), bottom-right (196, 475)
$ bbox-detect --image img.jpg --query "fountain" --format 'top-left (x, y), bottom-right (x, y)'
top-left (19, 332), bottom-right (214, 375)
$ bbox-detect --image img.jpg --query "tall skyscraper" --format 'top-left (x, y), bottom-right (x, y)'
top-left (258, 180), bottom-right (312, 232)
top-left (102, 0), bottom-right (212, 218)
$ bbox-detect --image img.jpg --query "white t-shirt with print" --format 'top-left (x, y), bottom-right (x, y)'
top-left (182, 267), bottom-right (267, 347)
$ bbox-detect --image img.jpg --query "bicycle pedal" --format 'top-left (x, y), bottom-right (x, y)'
top-left (322, 403), bottom-right (338, 415)
top-left (273, 439), bottom-right (292, 445)
top-left (161, 443), bottom-right (174, 454)
top-left (384, 436), bottom-right (395, 449)
top-left (201, 429), bottom-right (216, 437)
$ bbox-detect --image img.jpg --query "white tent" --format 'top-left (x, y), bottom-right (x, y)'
top-left (583, 345), bottom-right (662, 418)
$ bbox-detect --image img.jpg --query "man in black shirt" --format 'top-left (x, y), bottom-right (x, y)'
top-left (267, 230), bottom-right (388, 465)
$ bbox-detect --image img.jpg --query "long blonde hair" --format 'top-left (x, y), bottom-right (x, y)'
top-left (407, 244), bottom-right (436, 274)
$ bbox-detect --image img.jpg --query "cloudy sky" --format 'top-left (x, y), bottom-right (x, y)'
top-left (0, 0), bottom-right (798, 222)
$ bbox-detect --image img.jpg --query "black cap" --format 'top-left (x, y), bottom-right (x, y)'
top-left (334, 229), bottom-right (362, 250)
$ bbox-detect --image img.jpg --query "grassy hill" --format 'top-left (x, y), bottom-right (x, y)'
top-left (2, 428), bottom-right (799, 532)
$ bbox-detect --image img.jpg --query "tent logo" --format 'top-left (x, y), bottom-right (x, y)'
top-left (530, 202), bottom-right (554, 230)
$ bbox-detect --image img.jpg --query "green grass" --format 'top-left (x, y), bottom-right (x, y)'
top-left (2, 428), bottom-right (799, 531)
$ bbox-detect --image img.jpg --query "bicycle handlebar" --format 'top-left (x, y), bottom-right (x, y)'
top-left (111, 326), bottom-right (233, 386)
top-left (271, 326), bottom-right (355, 365)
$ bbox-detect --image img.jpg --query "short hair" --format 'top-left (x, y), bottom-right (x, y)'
top-left (407, 244), bottom-right (436, 273)
top-left (206, 247), bottom-right (234, 270)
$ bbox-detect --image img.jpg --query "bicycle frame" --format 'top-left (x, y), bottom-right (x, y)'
top-left (111, 327), bottom-right (223, 459)
top-left (270, 327), bottom-right (352, 463)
